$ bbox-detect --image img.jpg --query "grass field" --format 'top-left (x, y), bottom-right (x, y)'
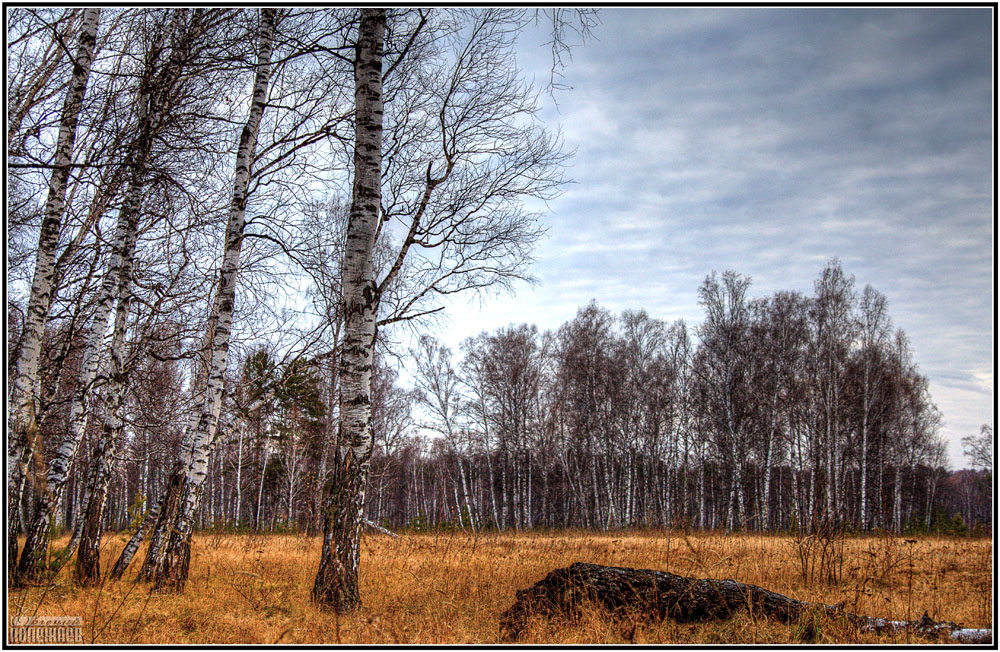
top-left (8, 530), bottom-right (992, 644)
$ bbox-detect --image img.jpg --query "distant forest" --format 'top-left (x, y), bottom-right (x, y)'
top-left (30, 260), bottom-right (992, 537)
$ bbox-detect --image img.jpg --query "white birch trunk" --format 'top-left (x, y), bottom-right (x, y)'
top-left (74, 378), bottom-right (126, 584)
top-left (255, 442), bottom-right (270, 529)
top-left (109, 496), bottom-right (162, 581)
top-left (17, 150), bottom-right (145, 584)
top-left (17, 5), bottom-right (192, 584)
top-left (485, 444), bottom-right (499, 528)
top-left (312, 8), bottom-right (384, 613)
top-left (8, 7), bottom-right (100, 584)
top-left (152, 9), bottom-right (276, 592)
top-left (762, 393), bottom-right (777, 531)
top-left (234, 421), bottom-right (245, 525)
top-left (860, 385), bottom-right (869, 530)
top-left (68, 275), bottom-right (132, 585)
top-left (459, 457), bottom-right (476, 531)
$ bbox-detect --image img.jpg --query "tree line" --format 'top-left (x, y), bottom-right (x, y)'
top-left (231, 262), bottom-right (991, 536)
top-left (18, 259), bottom-right (992, 550)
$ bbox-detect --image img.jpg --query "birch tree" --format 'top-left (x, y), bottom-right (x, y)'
top-left (74, 288), bottom-right (132, 584)
top-left (14, 7), bottom-right (195, 586)
top-left (808, 260), bottom-right (856, 524)
top-left (308, 6), bottom-right (574, 608)
top-left (312, 7), bottom-right (386, 613)
top-left (7, 7), bottom-right (100, 583)
top-left (855, 284), bottom-right (891, 529)
top-left (962, 425), bottom-right (993, 472)
top-left (693, 271), bottom-right (754, 531)
top-left (146, 7), bottom-right (278, 593)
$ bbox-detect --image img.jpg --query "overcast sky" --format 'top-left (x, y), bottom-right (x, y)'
top-left (421, 8), bottom-right (993, 468)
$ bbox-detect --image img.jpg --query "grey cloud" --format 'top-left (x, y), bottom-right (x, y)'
top-left (434, 8), bottom-right (992, 468)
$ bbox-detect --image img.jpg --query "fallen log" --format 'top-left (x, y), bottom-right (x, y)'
top-left (499, 562), bottom-right (992, 643)
top-left (363, 519), bottom-right (399, 538)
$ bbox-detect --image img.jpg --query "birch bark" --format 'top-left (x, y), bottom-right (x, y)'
top-left (151, 8), bottom-right (276, 593)
top-left (75, 279), bottom-right (133, 585)
top-left (108, 496), bottom-right (162, 581)
top-left (7, 6), bottom-right (100, 584)
top-left (16, 116), bottom-right (147, 586)
top-left (312, 8), bottom-right (384, 613)
top-left (13, 7), bottom-right (198, 585)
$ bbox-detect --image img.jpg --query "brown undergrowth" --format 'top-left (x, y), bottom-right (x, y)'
top-left (7, 530), bottom-right (992, 644)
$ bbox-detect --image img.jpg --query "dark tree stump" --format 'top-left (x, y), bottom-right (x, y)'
top-left (499, 562), bottom-right (992, 644)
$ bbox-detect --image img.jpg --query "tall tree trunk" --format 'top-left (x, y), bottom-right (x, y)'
top-left (234, 421), bottom-right (245, 525)
top-left (761, 394), bottom-right (777, 531)
top-left (807, 465), bottom-right (815, 533)
top-left (152, 8), bottom-right (276, 593)
top-left (137, 457), bottom-right (188, 581)
top-left (74, 423), bottom-right (120, 586)
top-left (312, 8), bottom-right (384, 613)
top-left (108, 496), bottom-right (162, 581)
top-left (8, 7), bottom-right (100, 585)
top-left (255, 441), bottom-right (269, 530)
top-left (893, 458), bottom-right (902, 534)
top-left (16, 123), bottom-right (145, 587)
top-left (139, 285), bottom-right (215, 577)
top-left (75, 282), bottom-right (132, 585)
top-left (697, 456), bottom-right (705, 529)
top-left (860, 368), bottom-right (870, 530)
top-left (485, 446), bottom-right (499, 528)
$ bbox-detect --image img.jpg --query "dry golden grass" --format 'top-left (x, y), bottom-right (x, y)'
top-left (8, 529), bottom-right (992, 644)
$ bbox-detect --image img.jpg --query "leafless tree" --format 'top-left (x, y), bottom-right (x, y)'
top-left (962, 424), bottom-right (993, 473)
top-left (8, 7), bottom-right (100, 584)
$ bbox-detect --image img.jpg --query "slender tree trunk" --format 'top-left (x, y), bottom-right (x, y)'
top-left (860, 370), bottom-right (869, 530)
top-left (762, 394), bottom-right (777, 531)
top-left (697, 457), bottom-right (705, 529)
top-left (312, 8), bottom-right (384, 613)
top-left (74, 428), bottom-right (118, 586)
top-left (8, 7), bottom-right (100, 585)
top-left (16, 124), bottom-right (146, 586)
top-left (590, 458), bottom-right (601, 529)
top-left (526, 452), bottom-right (533, 529)
top-left (152, 9), bottom-right (276, 593)
top-left (485, 446), bottom-right (499, 528)
top-left (733, 456), bottom-right (747, 530)
top-left (75, 279), bottom-right (132, 585)
top-left (459, 457), bottom-right (475, 531)
top-left (807, 466), bottom-right (815, 533)
top-left (255, 443), bottom-right (269, 530)
top-left (64, 511), bottom-right (85, 560)
top-left (137, 459), bottom-right (188, 581)
top-left (877, 457), bottom-right (884, 530)
top-left (108, 496), bottom-right (162, 581)
top-left (234, 421), bottom-right (245, 525)
top-left (313, 346), bottom-right (339, 533)
top-left (893, 459), bottom-right (902, 533)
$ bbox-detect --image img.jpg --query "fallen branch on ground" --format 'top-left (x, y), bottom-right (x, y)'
top-left (499, 562), bottom-right (992, 643)
top-left (363, 519), bottom-right (399, 537)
